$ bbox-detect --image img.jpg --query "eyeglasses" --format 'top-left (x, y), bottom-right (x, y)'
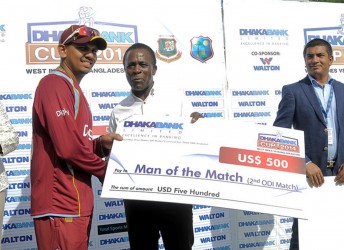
top-left (61, 26), bottom-right (100, 45)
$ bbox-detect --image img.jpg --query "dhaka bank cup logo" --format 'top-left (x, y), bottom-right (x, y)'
top-left (304, 13), bottom-right (344, 65)
top-left (25, 6), bottom-right (137, 65)
top-left (257, 130), bottom-right (300, 154)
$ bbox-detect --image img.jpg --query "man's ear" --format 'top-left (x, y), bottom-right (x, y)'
top-left (152, 65), bottom-right (157, 76)
top-left (329, 55), bottom-right (334, 66)
top-left (58, 44), bottom-right (67, 59)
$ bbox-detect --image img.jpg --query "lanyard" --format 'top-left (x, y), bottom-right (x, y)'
top-left (315, 84), bottom-right (334, 119)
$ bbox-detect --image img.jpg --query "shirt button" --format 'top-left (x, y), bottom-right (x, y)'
top-left (324, 128), bottom-right (328, 133)
top-left (323, 147), bottom-right (328, 151)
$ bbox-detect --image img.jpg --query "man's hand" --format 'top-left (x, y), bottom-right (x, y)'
top-left (306, 162), bottom-right (324, 187)
top-left (190, 112), bottom-right (203, 123)
top-left (100, 133), bottom-right (123, 150)
top-left (334, 164), bottom-right (344, 184)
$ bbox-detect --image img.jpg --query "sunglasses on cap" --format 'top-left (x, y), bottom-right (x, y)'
top-left (61, 26), bottom-right (101, 45)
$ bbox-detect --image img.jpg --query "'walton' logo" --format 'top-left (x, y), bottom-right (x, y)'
top-left (260, 58), bottom-right (272, 65)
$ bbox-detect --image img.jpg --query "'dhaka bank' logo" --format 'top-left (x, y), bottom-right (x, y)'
top-left (257, 131), bottom-right (300, 153)
top-left (304, 14), bottom-right (344, 65)
top-left (25, 6), bottom-right (138, 65)
top-left (124, 120), bottom-right (183, 130)
top-left (239, 28), bottom-right (289, 46)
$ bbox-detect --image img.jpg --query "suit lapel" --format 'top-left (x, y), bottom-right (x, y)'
top-left (299, 77), bottom-right (327, 127)
top-left (333, 80), bottom-right (344, 131)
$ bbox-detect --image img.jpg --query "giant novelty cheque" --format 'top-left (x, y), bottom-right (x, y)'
top-left (102, 116), bottom-right (307, 219)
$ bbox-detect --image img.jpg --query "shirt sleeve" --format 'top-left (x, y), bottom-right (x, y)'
top-left (273, 85), bottom-right (295, 129)
top-left (0, 102), bottom-right (19, 156)
top-left (108, 108), bottom-right (117, 133)
top-left (33, 75), bottom-right (107, 179)
top-left (273, 86), bottom-right (311, 164)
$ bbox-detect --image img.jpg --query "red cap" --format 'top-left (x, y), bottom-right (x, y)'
top-left (59, 25), bottom-right (107, 50)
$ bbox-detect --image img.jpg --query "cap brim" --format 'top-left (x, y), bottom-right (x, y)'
top-left (72, 36), bottom-right (107, 50)
top-left (91, 36), bottom-right (107, 50)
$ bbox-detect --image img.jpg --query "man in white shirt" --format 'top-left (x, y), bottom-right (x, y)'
top-left (109, 43), bottom-right (202, 250)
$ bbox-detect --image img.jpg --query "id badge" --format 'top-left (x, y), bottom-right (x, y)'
top-left (328, 128), bottom-right (333, 145)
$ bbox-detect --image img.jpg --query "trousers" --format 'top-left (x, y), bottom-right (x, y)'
top-left (124, 200), bottom-right (194, 250)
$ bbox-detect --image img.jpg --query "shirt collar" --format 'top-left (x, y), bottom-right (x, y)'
top-left (308, 74), bottom-right (333, 88)
top-left (131, 86), bottom-right (155, 101)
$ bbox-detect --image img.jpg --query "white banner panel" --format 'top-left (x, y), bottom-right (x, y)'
top-left (224, 0), bottom-right (344, 126)
top-left (0, 0), bottom-right (227, 249)
top-left (1, 0), bottom-right (343, 248)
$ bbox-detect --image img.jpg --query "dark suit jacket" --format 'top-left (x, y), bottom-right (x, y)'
top-left (273, 76), bottom-right (344, 176)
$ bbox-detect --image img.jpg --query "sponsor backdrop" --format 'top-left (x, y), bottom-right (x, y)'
top-left (0, 0), bottom-right (342, 249)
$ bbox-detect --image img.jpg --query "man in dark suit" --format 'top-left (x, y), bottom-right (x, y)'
top-left (273, 38), bottom-right (344, 250)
